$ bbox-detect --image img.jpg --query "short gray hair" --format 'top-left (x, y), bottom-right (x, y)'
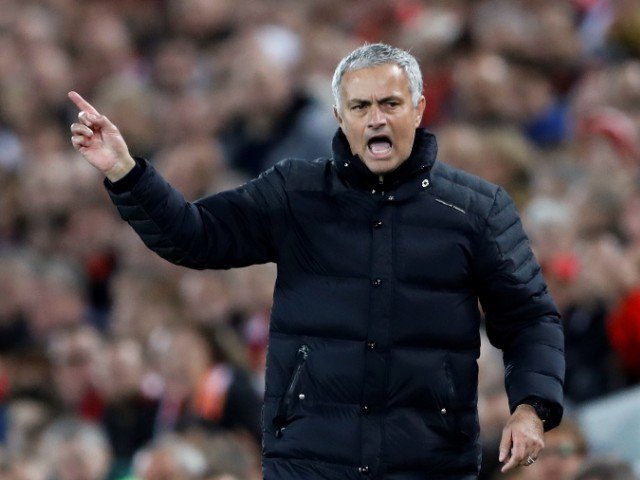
top-left (133, 434), bottom-right (208, 479)
top-left (332, 43), bottom-right (423, 111)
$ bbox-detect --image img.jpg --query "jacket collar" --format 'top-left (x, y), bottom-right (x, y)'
top-left (332, 127), bottom-right (438, 192)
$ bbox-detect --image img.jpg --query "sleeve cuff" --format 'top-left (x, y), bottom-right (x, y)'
top-left (104, 157), bottom-right (146, 193)
top-left (517, 396), bottom-right (563, 431)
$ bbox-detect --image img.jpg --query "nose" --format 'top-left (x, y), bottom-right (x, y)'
top-left (368, 106), bottom-right (386, 129)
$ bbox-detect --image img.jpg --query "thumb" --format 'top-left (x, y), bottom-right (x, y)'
top-left (498, 425), bottom-right (513, 463)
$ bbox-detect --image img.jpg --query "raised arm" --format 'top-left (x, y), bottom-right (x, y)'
top-left (68, 91), bottom-right (136, 182)
top-left (68, 91), bottom-right (285, 270)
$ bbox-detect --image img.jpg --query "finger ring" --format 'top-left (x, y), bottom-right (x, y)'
top-left (526, 455), bottom-right (536, 465)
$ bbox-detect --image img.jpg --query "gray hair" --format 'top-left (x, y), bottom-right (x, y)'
top-left (39, 416), bottom-right (110, 453)
top-left (332, 43), bottom-right (423, 111)
top-left (133, 434), bottom-right (208, 479)
top-left (39, 416), bottom-right (112, 477)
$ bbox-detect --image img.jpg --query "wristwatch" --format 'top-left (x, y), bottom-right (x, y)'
top-left (519, 397), bottom-right (551, 424)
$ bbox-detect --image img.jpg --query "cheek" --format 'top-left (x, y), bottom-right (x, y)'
top-left (397, 126), bottom-right (415, 149)
top-left (342, 126), bottom-right (364, 151)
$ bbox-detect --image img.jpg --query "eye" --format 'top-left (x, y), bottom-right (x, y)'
top-left (352, 104), bottom-right (365, 111)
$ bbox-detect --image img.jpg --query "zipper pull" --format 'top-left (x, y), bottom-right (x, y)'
top-left (297, 344), bottom-right (309, 360)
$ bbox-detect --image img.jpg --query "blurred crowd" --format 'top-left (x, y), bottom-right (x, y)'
top-left (1, 0), bottom-right (640, 479)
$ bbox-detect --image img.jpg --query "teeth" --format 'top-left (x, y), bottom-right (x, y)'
top-left (369, 140), bottom-right (392, 155)
top-left (371, 144), bottom-right (391, 154)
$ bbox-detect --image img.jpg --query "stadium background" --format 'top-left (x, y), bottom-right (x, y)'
top-left (0, 0), bottom-right (640, 478)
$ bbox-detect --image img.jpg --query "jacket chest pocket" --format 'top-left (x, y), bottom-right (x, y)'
top-left (273, 344), bottom-right (309, 438)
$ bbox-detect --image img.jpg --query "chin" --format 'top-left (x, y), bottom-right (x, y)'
top-left (365, 160), bottom-right (399, 175)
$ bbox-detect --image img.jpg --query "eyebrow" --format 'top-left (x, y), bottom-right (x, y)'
top-left (348, 99), bottom-right (371, 107)
top-left (378, 95), bottom-right (403, 103)
top-left (348, 95), bottom-right (404, 106)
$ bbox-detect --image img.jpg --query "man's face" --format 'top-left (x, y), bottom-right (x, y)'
top-left (334, 64), bottom-right (425, 175)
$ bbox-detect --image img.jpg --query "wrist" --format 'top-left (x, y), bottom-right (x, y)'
top-left (105, 155), bottom-right (136, 182)
top-left (518, 398), bottom-right (551, 425)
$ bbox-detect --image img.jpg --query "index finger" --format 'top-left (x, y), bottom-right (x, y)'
top-left (501, 453), bottom-right (520, 474)
top-left (68, 91), bottom-right (100, 116)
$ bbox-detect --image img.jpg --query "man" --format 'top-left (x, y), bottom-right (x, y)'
top-left (69, 43), bottom-right (564, 479)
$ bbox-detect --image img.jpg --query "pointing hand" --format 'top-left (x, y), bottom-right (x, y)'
top-left (68, 91), bottom-right (136, 182)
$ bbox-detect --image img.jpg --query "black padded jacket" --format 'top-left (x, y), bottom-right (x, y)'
top-left (105, 128), bottom-right (564, 480)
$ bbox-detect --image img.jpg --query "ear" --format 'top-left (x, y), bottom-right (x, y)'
top-left (333, 105), bottom-right (343, 125)
top-left (414, 96), bottom-right (426, 127)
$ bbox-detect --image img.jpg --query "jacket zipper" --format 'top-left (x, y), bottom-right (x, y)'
top-left (274, 344), bottom-right (309, 437)
top-left (443, 355), bottom-right (456, 402)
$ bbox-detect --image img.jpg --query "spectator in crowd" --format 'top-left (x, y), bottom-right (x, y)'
top-left (1, 387), bottom-right (59, 462)
top-left (132, 433), bottom-right (208, 480)
top-left (38, 416), bottom-right (112, 480)
top-left (0, 253), bottom-right (36, 353)
top-left (47, 325), bottom-right (105, 421)
top-left (186, 429), bottom-right (262, 480)
top-left (153, 325), bottom-right (261, 441)
top-left (218, 24), bottom-right (336, 176)
top-left (572, 456), bottom-right (638, 480)
top-left (0, 455), bottom-right (47, 480)
top-left (99, 337), bottom-right (159, 476)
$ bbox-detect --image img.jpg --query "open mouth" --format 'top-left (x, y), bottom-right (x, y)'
top-left (367, 135), bottom-right (393, 158)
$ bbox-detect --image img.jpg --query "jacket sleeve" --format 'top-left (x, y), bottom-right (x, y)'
top-left (473, 187), bottom-right (564, 430)
top-left (104, 158), bottom-right (289, 269)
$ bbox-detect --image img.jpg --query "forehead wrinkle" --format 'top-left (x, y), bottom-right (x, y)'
top-left (341, 67), bottom-right (411, 105)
